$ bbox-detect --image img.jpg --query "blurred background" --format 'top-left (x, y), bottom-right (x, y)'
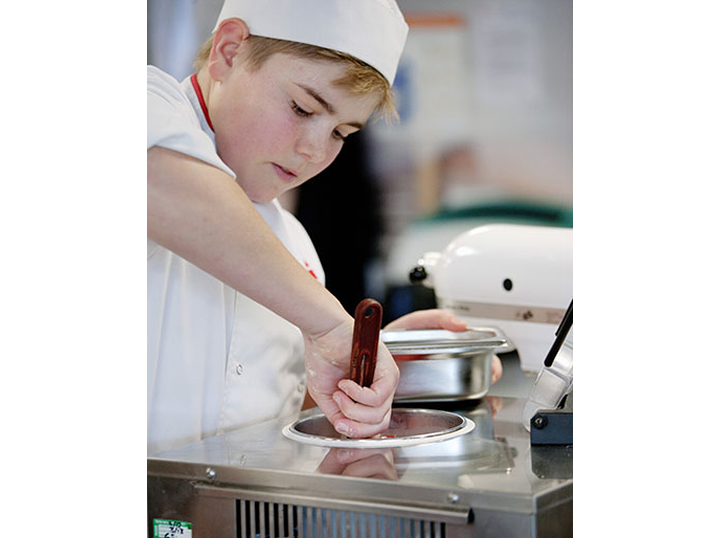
top-left (148, 0), bottom-right (573, 322)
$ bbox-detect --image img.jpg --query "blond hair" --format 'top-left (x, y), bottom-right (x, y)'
top-left (194, 34), bottom-right (398, 123)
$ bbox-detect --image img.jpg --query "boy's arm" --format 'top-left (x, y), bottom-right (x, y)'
top-left (148, 146), bottom-right (346, 335)
top-left (147, 146), bottom-right (398, 436)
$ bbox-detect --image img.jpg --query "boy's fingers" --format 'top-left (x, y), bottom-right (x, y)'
top-left (332, 407), bottom-right (392, 439)
top-left (384, 309), bottom-right (467, 332)
top-left (332, 389), bottom-right (394, 425)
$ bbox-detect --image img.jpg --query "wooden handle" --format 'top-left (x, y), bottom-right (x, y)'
top-left (350, 298), bottom-right (383, 387)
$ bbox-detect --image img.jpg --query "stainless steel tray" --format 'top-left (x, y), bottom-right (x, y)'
top-left (381, 328), bottom-right (507, 355)
top-left (381, 327), bottom-right (509, 403)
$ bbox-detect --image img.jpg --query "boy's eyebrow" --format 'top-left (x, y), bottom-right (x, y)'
top-left (298, 84), bottom-right (334, 113)
top-left (297, 84), bottom-right (365, 130)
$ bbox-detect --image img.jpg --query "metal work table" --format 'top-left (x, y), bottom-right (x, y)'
top-left (148, 386), bottom-right (572, 537)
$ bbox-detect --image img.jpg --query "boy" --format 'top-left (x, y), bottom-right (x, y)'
top-left (147, 0), bottom-right (498, 455)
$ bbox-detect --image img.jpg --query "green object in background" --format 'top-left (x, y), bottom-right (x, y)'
top-left (420, 199), bottom-right (573, 229)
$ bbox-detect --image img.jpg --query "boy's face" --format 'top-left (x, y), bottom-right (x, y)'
top-left (208, 52), bottom-right (381, 203)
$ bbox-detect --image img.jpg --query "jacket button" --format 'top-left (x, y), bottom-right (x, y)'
top-left (235, 363), bottom-right (243, 376)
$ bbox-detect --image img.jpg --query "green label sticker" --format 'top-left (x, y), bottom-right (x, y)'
top-left (153, 518), bottom-right (192, 537)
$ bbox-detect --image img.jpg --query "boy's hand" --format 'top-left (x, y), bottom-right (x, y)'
top-left (383, 308), bottom-right (468, 332)
top-left (303, 308), bottom-right (503, 438)
top-left (303, 320), bottom-right (399, 438)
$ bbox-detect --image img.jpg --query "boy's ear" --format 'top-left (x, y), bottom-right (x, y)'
top-left (207, 18), bottom-right (251, 81)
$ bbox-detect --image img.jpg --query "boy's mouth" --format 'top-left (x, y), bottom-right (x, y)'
top-left (272, 163), bottom-right (298, 182)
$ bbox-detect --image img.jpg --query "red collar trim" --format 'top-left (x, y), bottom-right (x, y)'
top-left (190, 73), bottom-right (214, 132)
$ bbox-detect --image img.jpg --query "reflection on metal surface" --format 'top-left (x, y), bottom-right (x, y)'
top-left (317, 448), bottom-right (400, 480)
top-left (283, 408), bottom-right (475, 448)
top-left (530, 445), bottom-right (573, 479)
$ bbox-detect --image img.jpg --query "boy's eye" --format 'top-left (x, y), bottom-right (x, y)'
top-left (291, 101), bottom-right (311, 117)
top-left (291, 99), bottom-right (348, 141)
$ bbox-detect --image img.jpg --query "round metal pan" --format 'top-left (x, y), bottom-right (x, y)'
top-left (282, 408), bottom-right (475, 448)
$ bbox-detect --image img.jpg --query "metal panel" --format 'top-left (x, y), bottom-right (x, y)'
top-left (234, 499), bottom-right (446, 538)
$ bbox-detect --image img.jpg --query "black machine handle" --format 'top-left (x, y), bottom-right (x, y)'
top-left (543, 300), bottom-right (573, 368)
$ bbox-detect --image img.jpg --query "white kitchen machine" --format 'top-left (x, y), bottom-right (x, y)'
top-left (409, 223), bottom-right (572, 374)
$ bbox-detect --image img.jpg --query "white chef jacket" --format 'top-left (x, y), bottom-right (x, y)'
top-left (147, 66), bottom-right (325, 455)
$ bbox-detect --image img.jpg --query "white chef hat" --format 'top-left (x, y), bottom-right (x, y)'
top-left (213, 0), bottom-right (409, 85)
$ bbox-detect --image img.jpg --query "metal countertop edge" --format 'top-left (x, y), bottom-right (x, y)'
top-left (147, 456), bottom-right (544, 514)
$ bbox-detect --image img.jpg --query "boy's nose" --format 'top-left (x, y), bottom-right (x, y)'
top-left (296, 131), bottom-right (327, 164)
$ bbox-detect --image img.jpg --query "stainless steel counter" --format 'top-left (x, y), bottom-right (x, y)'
top-left (148, 395), bottom-right (572, 537)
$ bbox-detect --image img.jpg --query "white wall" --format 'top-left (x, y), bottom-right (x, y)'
top-left (370, 0), bottom-right (572, 239)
